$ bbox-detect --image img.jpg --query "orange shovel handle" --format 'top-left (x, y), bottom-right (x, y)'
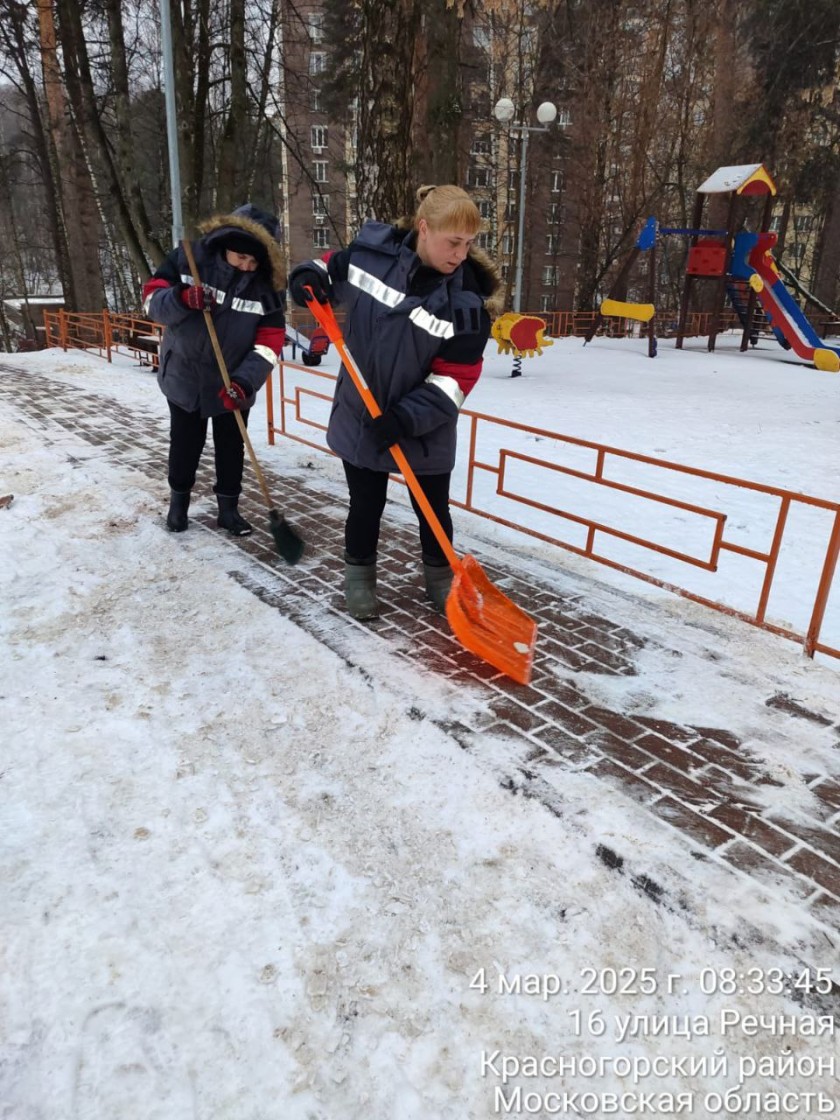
top-left (305, 291), bottom-right (461, 572)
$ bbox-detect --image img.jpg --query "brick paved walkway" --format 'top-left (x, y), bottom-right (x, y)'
top-left (3, 360), bottom-right (840, 951)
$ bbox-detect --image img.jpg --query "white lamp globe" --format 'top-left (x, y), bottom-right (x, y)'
top-left (493, 97), bottom-right (515, 123)
top-left (536, 101), bottom-right (557, 125)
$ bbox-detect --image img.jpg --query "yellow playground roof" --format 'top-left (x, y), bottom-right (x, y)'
top-left (696, 164), bottom-right (777, 196)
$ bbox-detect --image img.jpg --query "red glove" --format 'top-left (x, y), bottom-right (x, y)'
top-left (218, 381), bottom-right (250, 411)
top-left (180, 283), bottom-right (216, 311)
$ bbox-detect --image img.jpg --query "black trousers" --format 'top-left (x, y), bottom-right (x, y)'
top-left (167, 400), bottom-right (250, 496)
top-left (343, 460), bottom-right (452, 565)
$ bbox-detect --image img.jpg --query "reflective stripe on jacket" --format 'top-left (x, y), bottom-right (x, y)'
top-left (312, 221), bottom-right (492, 474)
top-left (143, 232), bottom-right (285, 419)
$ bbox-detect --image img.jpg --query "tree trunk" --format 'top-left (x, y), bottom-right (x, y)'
top-left (54, 0), bottom-right (150, 292)
top-left (413, 1), bottom-right (463, 186)
top-left (215, 0), bottom-right (248, 211)
top-left (355, 0), bottom-right (424, 221)
top-left (567, 0), bottom-right (620, 310)
top-left (35, 0), bottom-right (90, 309)
top-left (706, 0), bottom-right (738, 231)
top-left (1, 2), bottom-right (73, 305)
top-left (171, 0), bottom-right (209, 230)
top-left (102, 0), bottom-right (165, 266)
top-left (812, 182), bottom-right (840, 311)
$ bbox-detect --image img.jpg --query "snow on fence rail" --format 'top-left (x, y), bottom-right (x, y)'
top-left (270, 359), bottom-right (840, 664)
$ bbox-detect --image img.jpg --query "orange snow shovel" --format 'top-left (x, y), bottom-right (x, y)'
top-left (306, 291), bottom-right (538, 685)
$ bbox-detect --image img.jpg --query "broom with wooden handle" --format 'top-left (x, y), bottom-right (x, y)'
top-left (181, 239), bottom-right (304, 564)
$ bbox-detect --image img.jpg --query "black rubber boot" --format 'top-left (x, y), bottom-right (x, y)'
top-left (344, 553), bottom-right (379, 619)
top-left (216, 493), bottom-right (253, 537)
top-left (423, 560), bottom-right (453, 612)
top-left (166, 489), bottom-right (191, 532)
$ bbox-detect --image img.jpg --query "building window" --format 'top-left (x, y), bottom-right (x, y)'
top-left (475, 232), bottom-right (492, 250)
top-left (313, 161), bottom-right (328, 183)
top-left (556, 108), bottom-right (571, 128)
top-left (502, 234), bottom-right (513, 255)
top-left (309, 52), bottom-right (326, 75)
top-left (310, 88), bottom-right (323, 113)
top-left (545, 234), bottom-right (556, 255)
top-left (542, 266), bottom-right (558, 285)
top-left (469, 166), bottom-right (489, 188)
top-left (478, 199), bottom-right (492, 219)
top-left (311, 125), bottom-right (328, 150)
top-left (504, 204), bottom-right (516, 222)
top-left (550, 170), bottom-right (563, 193)
top-left (471, 137), bottom-right (491, 157)
top-left (501, 263), bottom-right (510, 280)
top-left (793, 214), bottom-right (814, 233)
top-left (308, 13), bottom-right (324, 44)
top-left (313, 228), bottom-right (329, 249)
top-left (508, 170), bottom-right (518, 191)
top-left (540, 295), bottom-right (552, 312)
top-left (312, 194), bottom-right (329, 217)
top-left (547, 203), bottom-right (559, 224)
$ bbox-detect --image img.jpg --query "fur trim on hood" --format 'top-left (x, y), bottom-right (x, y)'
top-left (467, 245), bottom-right (505, 318)
top-left (199, 210), bottom-right (285, 291)
top-left (393, 216), bottom-right (504, 316)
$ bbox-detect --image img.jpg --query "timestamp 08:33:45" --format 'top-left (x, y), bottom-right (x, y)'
top-left (699, 967), bottom-right (834, 996)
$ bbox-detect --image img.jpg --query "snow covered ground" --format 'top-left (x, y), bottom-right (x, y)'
top-left (1, 335), bottom-right (838, 1118)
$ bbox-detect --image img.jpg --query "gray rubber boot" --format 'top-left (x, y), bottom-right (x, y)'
top-left (344, 556), bottom-right (379, 620)
top-left (423, 561), bottom-right (453, 612)
top-left (217, 493), bottom-right (253, 536)
top-left (166, 489), bottom-right (191, 532)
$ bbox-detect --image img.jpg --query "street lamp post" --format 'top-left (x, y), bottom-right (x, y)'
top-left (160, 0), bottom-right (184, 247)
top-left (493, 98), bottom-right (557, 313)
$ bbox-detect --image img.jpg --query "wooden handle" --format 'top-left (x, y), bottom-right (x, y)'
top-left (181, 239), bottom-right (275, 512)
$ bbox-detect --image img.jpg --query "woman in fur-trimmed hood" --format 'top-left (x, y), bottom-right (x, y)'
top-left (142, 202), bottom-right (286, 537)
top-left (288, 184), bottom-right (502, 621)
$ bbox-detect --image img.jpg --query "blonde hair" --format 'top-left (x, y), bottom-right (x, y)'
top-left (414, 184), bottom-right (481, 236)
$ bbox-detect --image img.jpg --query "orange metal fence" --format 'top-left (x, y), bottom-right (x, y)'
top-left (42, 306), bottom-right (754, 355)
top-left (43, 309), bottom-right (162, 367)
top-left (39, 309), bottom-right (840, 661)
top-left (542, 308), bottom-right (753, 339)
top-left (270, 359), bottom-right (840, 664)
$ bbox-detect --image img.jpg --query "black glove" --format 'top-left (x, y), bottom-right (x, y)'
top-left (289, 266), bottom-right (332, 308)
top-left (367, 408), bottom-right (407, 452)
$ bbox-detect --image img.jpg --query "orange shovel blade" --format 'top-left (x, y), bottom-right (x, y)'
top-left (446, 555), bottom-right (537, 685)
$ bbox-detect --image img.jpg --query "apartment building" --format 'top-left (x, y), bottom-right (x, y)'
top-left (276, 2), bottom-right (354, 283)
top-left (277, 1), bottom-right (577, 314)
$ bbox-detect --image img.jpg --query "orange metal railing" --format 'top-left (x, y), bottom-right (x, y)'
top-left (270, 359), bottom-right (840, 664)
top-left (540, 308), bottom-right (752, 339)
top-left (43, 309), bottom-right (162, 367)
top-left (42, 307), bottom-right (749, 356)
top-left (39, 309), bottom-right (840, 661)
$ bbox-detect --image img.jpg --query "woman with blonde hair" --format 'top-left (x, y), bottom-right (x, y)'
top-left (289, 185), bottom-right (500, 620)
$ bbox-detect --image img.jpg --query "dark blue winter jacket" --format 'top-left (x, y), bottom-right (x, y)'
top-left (290, 221), bottom-right (500, 474)
top-left (143, 206), bottom-right (286, 418)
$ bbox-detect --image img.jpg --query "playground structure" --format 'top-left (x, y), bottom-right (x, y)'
top-left (583, 216), bottom-right (658, 357)
top-left (585, 164), bottom-right (840, 372)
top-left (491, 311), bottom-right (554, 376)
